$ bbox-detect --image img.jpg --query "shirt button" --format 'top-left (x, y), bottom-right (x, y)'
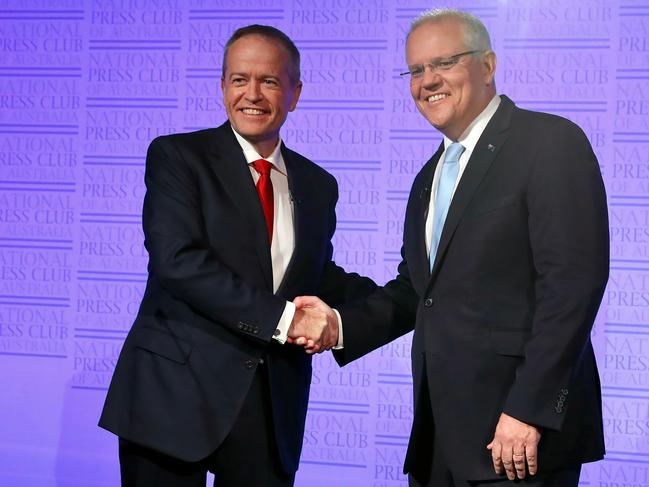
top-left (424, 298), bottom-right (433, 307)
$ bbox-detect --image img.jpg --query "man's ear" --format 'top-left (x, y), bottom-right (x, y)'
top-left (482, 50), bottom-right (497, 85)
top-left (289, 81), bottom-right (303, 112)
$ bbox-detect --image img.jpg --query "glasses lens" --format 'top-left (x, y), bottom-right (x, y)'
top-left (410, 65), bottom-right (424, 78)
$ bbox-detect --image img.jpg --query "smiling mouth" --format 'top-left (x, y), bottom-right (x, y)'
top-left (240, 108), bottom-right (267, 115)
top-left (427, 94), bottom-right (449, 103)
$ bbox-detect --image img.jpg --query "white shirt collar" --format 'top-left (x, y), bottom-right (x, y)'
top-left (443, 94), bottom-right (501, 153)
top-left (230, 126), bottom-right (287, 175)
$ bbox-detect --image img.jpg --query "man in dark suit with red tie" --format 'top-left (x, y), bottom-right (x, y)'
top-left (99, 25), bottom-right (375, 486)
top-left (295, 8), bottom-right (609, 487)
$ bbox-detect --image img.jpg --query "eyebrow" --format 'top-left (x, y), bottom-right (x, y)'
top-left (409, 53), bottom-right (459, 66)
top-left (227, 72), bottom-right (281, 80)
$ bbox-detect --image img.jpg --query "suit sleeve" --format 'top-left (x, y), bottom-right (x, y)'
top-left (334, 247), bottom-right (419, 365)
top-left (502, 120), bottom-right (609, 431)
top-left (142, 136), bottom-right (287, 344)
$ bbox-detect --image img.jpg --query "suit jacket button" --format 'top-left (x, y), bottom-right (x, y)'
top-left (245, 359), bottom-right (255, 370)
top-left (424, 298), bottom-right (433, 307)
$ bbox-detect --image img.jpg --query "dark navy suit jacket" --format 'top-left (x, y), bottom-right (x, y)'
top-left (99, 121), bottom-right (375, 473)
top-left (336, 96), bottom-right (609, 481)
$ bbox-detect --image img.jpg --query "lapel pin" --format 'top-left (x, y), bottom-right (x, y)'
top-left (487, 144), bottom-right (495, 152)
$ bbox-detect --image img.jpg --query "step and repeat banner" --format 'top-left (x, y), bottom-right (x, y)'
top-left (0, 1), bottom-right (647, 486)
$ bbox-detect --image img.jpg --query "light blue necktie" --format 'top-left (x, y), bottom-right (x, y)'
top-left (430, 142), bottom-right (465, 270)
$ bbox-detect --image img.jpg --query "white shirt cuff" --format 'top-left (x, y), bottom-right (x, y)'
top-left (332, 308), bottom-right (343, 349)
top-left (273, 301), bottom-right (295, 344)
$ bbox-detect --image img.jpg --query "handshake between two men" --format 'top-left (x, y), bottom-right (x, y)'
top-left (287, 296), bottom-right (336, 354)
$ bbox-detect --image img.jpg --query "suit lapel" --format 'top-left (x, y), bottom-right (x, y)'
top-left (408, 143), bottom-right (444, 289)
top-left (276, 144), bottom-right (306, 296)
top-left (429, 97), bottom-right (515, 282)
top-left (208, 123), bottom-right (273, 289)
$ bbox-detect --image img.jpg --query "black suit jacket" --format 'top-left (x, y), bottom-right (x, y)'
top-left (99, 121), bottom-right (375, 473)
top-left (336, 96), bottom-right (609, 481)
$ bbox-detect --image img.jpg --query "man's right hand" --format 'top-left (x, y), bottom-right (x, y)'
top-left (288, 296), bottom-right (338, 354)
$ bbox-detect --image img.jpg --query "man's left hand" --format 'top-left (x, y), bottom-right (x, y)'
top-left (486, 412), bottom-right (541, 480)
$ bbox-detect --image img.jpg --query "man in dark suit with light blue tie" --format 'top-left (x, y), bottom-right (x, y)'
top-left (296, 8), bottom-right (609, 486)
top-left (99, 25), bottom-right (375, 486)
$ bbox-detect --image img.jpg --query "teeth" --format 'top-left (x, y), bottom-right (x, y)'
top-left (428, 94), bottom-right (448, 102)
top-left (242, 108), bottom-right (264, 115)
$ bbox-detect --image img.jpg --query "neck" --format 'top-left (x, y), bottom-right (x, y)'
top-left (251, 137), bottom-right (279, 158)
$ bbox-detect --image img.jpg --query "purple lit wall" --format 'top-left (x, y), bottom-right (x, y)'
top-left (0, 1), bottom-right (647, 486)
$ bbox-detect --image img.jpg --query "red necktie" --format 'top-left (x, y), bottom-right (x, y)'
top-left (252, 159), bottom-right (274, 244)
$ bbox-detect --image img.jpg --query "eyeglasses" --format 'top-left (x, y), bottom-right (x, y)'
top-left (400, 50), bottom-right (483, 80)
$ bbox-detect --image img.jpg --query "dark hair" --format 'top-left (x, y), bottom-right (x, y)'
top-left (222, 24), bottom-right (301, 85)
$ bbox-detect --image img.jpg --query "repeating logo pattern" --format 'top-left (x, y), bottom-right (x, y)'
top-left (0, 1), bottom-right (647, 485)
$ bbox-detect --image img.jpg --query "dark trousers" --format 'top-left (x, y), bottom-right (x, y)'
top-left (409, 465), bottom-right (581, 487)
top-left (119, 365), bottom-right (295, 487)
top-left (408, 374), bottom-right (581, 487)
top-left (409, 431), bottom-right (581, 487)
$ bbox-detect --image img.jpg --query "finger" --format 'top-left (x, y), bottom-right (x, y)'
top-left (526, 441), bottom-right (538, 475)
top-left (490, 440), bottom-right (503, 475)
top-left (292, 296), bottom-right (309, 308)
top-left (512, 451), bottom-right (526, 479)
top-left (501, 448), bottom-right (515, 481)
top-left (294, 337), bottom-right (307, 346)
top-left (306, 344), bottom-right (321, 355)
top-left (293, 295), bottom-right (320, 309)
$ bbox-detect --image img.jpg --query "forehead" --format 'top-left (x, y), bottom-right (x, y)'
top-left (406, 19), bottom-right (466, 61)
top-left (225, 34), bottom-right (290, 69)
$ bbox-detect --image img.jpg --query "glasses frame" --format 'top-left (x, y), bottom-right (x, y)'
top-left (400, 50), bottom-right (484, 79)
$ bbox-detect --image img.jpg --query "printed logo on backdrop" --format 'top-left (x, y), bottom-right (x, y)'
top-left (0, 7), bottom-right (82, 363)
top-left (76, 0), bottom-right (184, 392)
top-left (0, 2), bottom-right (647, 486)
top-left (599, 2), bottom-right (648, 480)
top-left (285, 1), bottom-right (391, 291)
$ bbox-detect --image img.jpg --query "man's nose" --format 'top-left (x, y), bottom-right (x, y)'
top-left (421, 67), bottom-right (442, 89)
top-left (245, 81), bottom-right (262, 101)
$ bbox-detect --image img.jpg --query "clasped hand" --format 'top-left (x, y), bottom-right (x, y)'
top-left (287, 296), bottom-right (337, 354)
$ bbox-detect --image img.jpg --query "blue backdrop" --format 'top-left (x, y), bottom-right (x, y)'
top-left (0, 1), bottom-right (648, 486)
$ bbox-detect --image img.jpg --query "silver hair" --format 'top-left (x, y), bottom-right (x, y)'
top-left (408, 8), bottom-right (492, 51)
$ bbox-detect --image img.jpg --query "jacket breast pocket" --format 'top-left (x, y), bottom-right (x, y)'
top-left (132, 324), bottom-right (193, 364)
top-left (489, 328), bottom-right (530, 358)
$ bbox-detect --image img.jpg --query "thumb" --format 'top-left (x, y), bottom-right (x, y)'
top-left (486, 441), bottom-right (493, 450)
top-left (294, 295), bottom-right (318, 309)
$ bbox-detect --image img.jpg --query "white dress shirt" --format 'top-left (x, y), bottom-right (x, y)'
top-left (231, 128), bottom-right (295, 343)
top-left (425, 95), bottom-right (501, 255)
